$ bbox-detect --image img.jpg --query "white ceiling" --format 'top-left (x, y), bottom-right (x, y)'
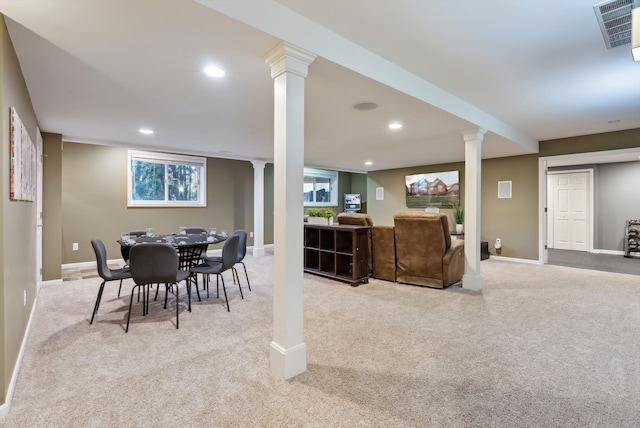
top-left (1, 0), bottom-right (639, 172)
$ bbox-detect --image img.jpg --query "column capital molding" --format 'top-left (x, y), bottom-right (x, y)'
top-left (251, 159), bottom-right (267, 170)
top-left (462, 127), bottom-right (487, 143)
top-left (265, 42), bottom-right (317, 79)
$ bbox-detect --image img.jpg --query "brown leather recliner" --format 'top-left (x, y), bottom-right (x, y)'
top-left (336, 213), bottom-right (374, 228)
top-left (336, 213), bottom-right (396, 281)
top-left (371, 225), bottom-right (396, 282)
top-left (393, 211), bottom-right (464, 288)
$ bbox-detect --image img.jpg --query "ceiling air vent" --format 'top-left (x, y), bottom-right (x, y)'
top-left (593, 0), bottom-right (638, 49)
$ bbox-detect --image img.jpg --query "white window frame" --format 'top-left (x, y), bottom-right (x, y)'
top-left (304, 167), bottom-right (338, 207)
top-left (127, 150), bottom-right (207, 207)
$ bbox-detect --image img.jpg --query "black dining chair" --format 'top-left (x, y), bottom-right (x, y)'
top-left (119, 230), bottom-right (150, 298)
top-left (90, 239), bottom-right (132, 325)
top-left (205, 229), bottom-right (251, 292)
top-left (119, 230), bottom-right (147, 271)
top-left (176, 243), bottom-right (208, 302)
top-left (191, 235), bottom-right (240, 312)
top-left (182, 227), bottom-right (209, 263)
top-left (127, 243), bottom-right (191, 332)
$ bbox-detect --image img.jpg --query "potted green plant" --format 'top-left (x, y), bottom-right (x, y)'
top-left (306, 207), bottom-right (335, 225)
top-left (453, 202), bottom-right (464, 234)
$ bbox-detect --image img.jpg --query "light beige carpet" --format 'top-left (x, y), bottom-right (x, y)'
top-left (1, 256), bottom-right (639, 427)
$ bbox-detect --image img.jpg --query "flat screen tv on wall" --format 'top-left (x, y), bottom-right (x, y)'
top-left (344, 193), bottom-right (361, 211)
top-left (405, 170), bottom-right (459, 208)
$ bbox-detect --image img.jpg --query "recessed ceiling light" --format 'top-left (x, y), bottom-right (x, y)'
top-left (203, 65), bottom-right (225, 78)
top-left (364, 161), bottom-right (373, 166)
top-left (139, 128), bottom-right (154, 135)
top-left (353, 102), bottom-right (378, 111)
top-left (388, 122), bottom-right (403, 130)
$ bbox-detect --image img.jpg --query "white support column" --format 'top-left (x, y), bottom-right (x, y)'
top-left (265, 42), bottom-right (316, 380)
top-left (251, 160), bottom-right (266, 257)
top-left (462, 127), bottom-right (487, 291)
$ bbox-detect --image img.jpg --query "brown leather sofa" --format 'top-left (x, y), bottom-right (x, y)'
top-left (393, 211), bottom-right (464, 288)
top-left (336, 213), bottom-right (396, 281)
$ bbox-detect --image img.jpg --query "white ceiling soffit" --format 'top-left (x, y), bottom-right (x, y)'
top-left (544, 147), bottom-right (640, 167)
top-left (593, 0), bottom-right (638, 49)
top-left (195, 0), bottom-right (539, 154)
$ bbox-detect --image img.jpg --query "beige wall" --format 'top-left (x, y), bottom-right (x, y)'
top-left (350, 172), bottom-right (368, 212)
top-left (367, 162), bottom-right (466, 228)
top-left (539, 128), bottom-right (640, 156)
top-left (54, 143), bottom-right (261, 266)
top-left (1, 17), bottom-right (39, 406)
top-left (366, 129), bottom-right (640, 261)
top-left (367, 160), bottom-right (541, 258)
top-left (42, 133), bottom-right (62, 280)
top-left (481, 155), bottom-right (539, 259)
top-left (264, 163), bottom-right (274, 245)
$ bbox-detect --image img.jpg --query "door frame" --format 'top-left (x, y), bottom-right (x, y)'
top-left (546, 169), bottom-right (593, 252)
top-left (538, 147), bottom-right (640, 265)
top-left (36, 127), bottom-right (43, 291)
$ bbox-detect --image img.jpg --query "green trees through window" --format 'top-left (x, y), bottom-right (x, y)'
top-left (128, 151), bottom-right (206, 207)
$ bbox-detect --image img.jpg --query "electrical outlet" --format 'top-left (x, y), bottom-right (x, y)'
top-left (250, 231), bottom-right (254, 238)
top-left (73, 242), bottom-right (79, 251)
top-left (495, 238), bottom-right (502, 249)
top-left (24, 290), bottom-right (26, 306)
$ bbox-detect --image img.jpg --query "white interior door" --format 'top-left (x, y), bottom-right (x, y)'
top-left (36, 128), bottom-right (43, 288)
top-left (552, 172), bottom-right (589, 251)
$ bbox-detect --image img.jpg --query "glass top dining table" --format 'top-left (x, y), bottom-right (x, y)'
top-left (119, 233), bottom-right (226, 247)
top-left (119, 232), bottom-right (227, 269)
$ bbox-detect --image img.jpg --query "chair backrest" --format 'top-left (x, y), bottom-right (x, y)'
top-left (220, 235), bottom-right (240, 271)
top-left (232, 229), bottom-right (247, 262)
top-left (91, 239), bottom-right (110, 280)
top-left (185, 227), bottom-right (207, 235)
top-left (177, 243), bottom-right (207, 269)
top-left (393, 212), bottom-right (448, 286)
top-left (129, 243), bottom-right (179, 285)
top-left (337, 213), bottom-right (374, 226)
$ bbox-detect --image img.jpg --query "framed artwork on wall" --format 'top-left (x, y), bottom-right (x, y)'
top-left (405, 170), bottom-right (459, 208)
top-left (9, 107), bottom-right (36, 202)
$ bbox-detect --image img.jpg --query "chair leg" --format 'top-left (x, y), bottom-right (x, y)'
top-left (193, 274), bottom-right (202, 302)
top-left (144, 284), bottom-right (150, 316)
top-left (117, 279), bottom-right (123, 297)
top-left (219, 274), bottom-right (229, 312)
top-left (240, 261), bottom-right (251, 291)
top-left (175, 282), bottom-right (180, 329)
top-left (232, 267), bottom-right (244, 299)
top-left (186, 279), bottom-right (191, 312)
top-left (164, 283), bottom-right (169, 309)
top-left (90, 280), bottom-right (106, 324)
top-left (125, 284), bottom-right (141, 333)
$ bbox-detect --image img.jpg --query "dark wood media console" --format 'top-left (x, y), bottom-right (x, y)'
top-left (303, 224), bottom-right (370, 286)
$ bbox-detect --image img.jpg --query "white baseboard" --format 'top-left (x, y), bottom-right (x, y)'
top-left (62, 260), bottom-right (100, 270)
top-left (591, 249), bottom-right (624, 256)
top-left (489, 255), bottom-right (542, 265)
top-left (41, 279), bottom-right (63, 288)
top-left (0, 295), bottom-right (38, 419)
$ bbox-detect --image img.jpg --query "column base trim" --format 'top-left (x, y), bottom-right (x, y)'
top-left (270, 341), bottom-right (307, 380)
top-left (462, 273), bottom-right (483, 291)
